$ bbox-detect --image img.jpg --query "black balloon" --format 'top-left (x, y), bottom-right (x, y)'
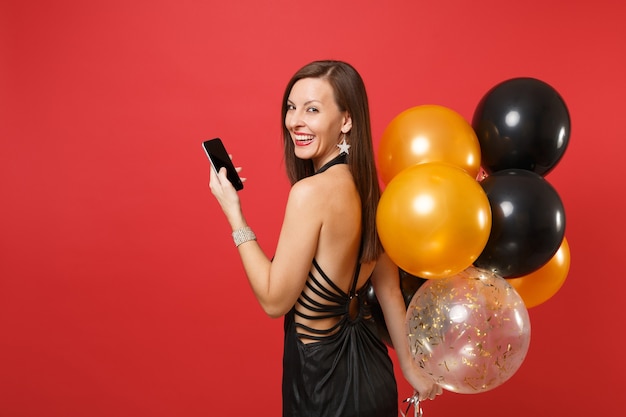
top-left (399, 269), bottom-right (428, 308)
top-left (365, 269), bottom-right (427, 348)
top-left (474, 169), bottom-right (566, 278)
top-left (473, 77), bottom-right (570, 176)
top-left (364, 284), bottom-right (393, 347)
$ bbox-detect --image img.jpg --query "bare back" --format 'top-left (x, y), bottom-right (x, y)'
top-left (290, 161), bottom-right (376, 342)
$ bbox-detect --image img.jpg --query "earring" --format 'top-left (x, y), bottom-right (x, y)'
top-left (337, 134), bottom-right (351, 155)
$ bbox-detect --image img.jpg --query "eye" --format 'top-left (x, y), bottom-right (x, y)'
top-left (286, 103), bottom-right (296, 111)
top-left (306, 107), bottom-right (319, 113)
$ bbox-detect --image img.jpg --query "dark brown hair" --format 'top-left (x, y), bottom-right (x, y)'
top-left (280, 60), bottom-right (382, 262)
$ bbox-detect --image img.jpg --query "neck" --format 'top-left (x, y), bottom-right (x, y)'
top-left (315, 153), bottom-right (347, 174)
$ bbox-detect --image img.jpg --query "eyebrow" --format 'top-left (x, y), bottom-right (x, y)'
top-left (287, 99), bottom-right (322, 106)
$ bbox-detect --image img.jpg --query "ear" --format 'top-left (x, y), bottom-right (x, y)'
top-left (341, 113), bottom-right (352, 134)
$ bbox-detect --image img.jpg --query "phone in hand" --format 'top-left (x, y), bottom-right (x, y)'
top-left (202, 138), bottom-right (244, 191)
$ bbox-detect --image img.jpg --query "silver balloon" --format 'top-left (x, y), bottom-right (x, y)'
top-left (406, 266), bottom-right (531, 394)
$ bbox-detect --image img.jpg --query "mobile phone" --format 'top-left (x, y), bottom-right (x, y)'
top-left (202, 138), bottom-right (244, 191)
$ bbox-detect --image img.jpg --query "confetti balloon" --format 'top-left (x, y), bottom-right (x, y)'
top-left (406, 267), bottom-right (531, 394)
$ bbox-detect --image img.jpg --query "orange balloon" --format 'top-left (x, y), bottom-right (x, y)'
top-left (376, 162), bottom-right (492, 279)
top-left (378, 105), bottom-right (481, 184)
top-left (507, 237), bottom-right (571, 308)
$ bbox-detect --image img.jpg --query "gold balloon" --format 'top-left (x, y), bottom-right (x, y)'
top-left (376, 162), bottom-right (492, 279)
top-left (378, 104), bottom-right (482, 184)
top-left (507, 237), bottom-right (571, 308)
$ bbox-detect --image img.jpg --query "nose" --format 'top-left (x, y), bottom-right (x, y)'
top-left (286, 109), bottom-right (304, 130)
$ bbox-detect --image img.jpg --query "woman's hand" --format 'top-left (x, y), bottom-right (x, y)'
top-left (208, 160), bottom-right (247, 229)
top-left (403, 360), bottom-right (443, 401)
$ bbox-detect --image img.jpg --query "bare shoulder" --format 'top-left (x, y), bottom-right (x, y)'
top-left (282, 175), bottom-right (328, 230)
top-left (288, 166), bottom-right (355, 207)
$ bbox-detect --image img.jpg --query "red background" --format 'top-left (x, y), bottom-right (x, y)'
top-left (1, 0), bottom-right (624, 415)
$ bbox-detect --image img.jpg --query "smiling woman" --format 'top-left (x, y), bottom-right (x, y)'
top-left (2, 1), bottom-right (624, 416)
top-left (208, 60), bottom-right (442, 416)
top-left (285, 77), bottom-right (352, 169)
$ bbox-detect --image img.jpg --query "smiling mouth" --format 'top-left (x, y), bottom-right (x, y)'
top-left (294, 134), bottom-right (315, 145)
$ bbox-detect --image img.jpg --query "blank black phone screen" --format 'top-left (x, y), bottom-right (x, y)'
top-left (202, 138), bottom-right (244, 191)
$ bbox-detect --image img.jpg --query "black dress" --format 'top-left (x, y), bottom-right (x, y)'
top-left (281, 258), bottom-right (398, 417)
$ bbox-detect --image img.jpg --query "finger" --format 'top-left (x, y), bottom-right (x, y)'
top-left (218, 167), bottom-right (236, 189)
top-left (234, 166), bottom-right (247, 183)
top-left (209, 167), bottom-right (220, 189)
top-left (218, 167), bottom-right (228, 183)
top-left (417, 390), bottom-right (426, 402)
top-left (430, 384), bottom-right (442, 400)
top-left (419, 386), bottom-right (434, 401)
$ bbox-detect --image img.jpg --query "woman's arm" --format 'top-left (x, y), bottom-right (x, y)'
top-left (371, 252), bottom-right (442, 401)
top-left (209, 165), bottom-right (320, 318)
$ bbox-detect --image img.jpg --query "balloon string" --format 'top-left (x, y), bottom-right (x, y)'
top-left (401, 393), bottom-right (423, 417)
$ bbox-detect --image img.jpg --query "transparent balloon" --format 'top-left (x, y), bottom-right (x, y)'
top-left (406, 267), bottom-right (531, 394)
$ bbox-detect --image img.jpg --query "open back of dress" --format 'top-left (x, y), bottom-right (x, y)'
top-left (282, 258), bottom-right (398, 417)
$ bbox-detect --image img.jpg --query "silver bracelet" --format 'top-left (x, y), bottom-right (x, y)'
top-left (232, 226), bottom-right (256, 247)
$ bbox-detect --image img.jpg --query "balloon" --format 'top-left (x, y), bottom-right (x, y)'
top-left (507, 237), bottom-right (571, 308)
top-left (406, 266), bottom-right (531, 394)
top-left (364, 282), bottom-right (393, 347)
top-left (377, 162), bottom-right (492, 279)
top-left (472, 77), bottom-right (570, 176)
top-left (378, 105), bottom-right (481, 184)
top-left (474, 169), bottom-right (566, 278)
top-left (476, 166), bottom-right (489, 182)
top-left (400, 269), bottom-right (428, 308)
top-left (365, 268), bottom-right (428, 348)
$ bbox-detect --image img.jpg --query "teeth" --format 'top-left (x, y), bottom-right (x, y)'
top-left (295, 134), bottom-right (314, 141)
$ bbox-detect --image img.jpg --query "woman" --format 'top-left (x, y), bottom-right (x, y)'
top-left (209, 60), bottom-right (441, 417)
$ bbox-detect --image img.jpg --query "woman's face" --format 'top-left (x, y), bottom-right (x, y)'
top-left (285, 77), bottom-right (352, 169)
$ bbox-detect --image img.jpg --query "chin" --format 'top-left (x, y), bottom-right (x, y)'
top-left (293, 147), bottom-right (314, 161)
